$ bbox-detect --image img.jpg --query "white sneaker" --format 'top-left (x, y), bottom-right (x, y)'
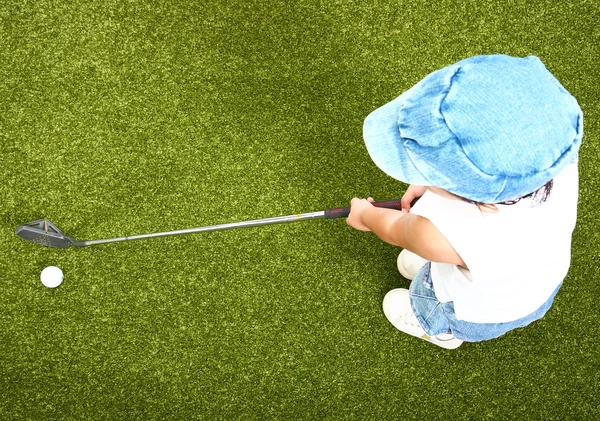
top-left (383, 288), bottom-right (463, 349)
top-left (397, 249), bottom-right (428, 280)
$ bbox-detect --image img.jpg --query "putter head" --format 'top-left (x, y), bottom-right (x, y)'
top-left (15, 219), bottom-right (74, 248)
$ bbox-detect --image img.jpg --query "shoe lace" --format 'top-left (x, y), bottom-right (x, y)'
top-left (401, 307), bottom-right (422, 328)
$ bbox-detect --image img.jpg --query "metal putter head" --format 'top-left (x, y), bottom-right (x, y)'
top-left (15, 219), bottom-right (75, 248)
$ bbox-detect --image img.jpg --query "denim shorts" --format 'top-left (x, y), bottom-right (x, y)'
top-left (409, 262), bottom-right (562, 342)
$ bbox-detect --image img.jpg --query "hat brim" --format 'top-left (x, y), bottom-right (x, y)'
top-left (363, 92), bottom-right (431, 186)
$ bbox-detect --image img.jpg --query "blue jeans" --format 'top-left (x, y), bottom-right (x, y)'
top-left (409, 263), bottom-right (561, 342)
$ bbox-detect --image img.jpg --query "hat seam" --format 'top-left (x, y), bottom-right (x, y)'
top-left (406, 64), bottom-right (463, 187)
top-left (439, 67), bottom-right (503, 179)
top-left (438, 67), bottom-right (506, 201)
top-left (403, 140), bottom-right (433, 186)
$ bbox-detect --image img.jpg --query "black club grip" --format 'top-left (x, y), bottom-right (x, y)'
top-left (324, 198), bottom-right (403, 219)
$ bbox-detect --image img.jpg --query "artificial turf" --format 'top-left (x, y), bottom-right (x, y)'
top-left (1, 0), bottom-right (599, 419)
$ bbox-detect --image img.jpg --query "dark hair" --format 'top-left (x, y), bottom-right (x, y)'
top-left (458, 179), bottom-right (554, 207)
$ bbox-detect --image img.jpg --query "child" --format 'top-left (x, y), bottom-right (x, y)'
top-left (347, 55), bottom-right (583, 349)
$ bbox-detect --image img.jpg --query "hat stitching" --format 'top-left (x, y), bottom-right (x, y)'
top-left (436, 67), bottom-right (508, 201)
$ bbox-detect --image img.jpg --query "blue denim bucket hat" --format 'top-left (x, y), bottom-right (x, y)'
top-left (363, 55), bottom-right (583, 203)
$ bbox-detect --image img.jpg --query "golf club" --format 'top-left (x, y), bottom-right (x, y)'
top-left (15, 198), bottom-right (404, 248)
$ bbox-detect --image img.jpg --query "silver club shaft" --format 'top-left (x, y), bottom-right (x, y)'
top-left (80, 211), bottom-right (326, 246)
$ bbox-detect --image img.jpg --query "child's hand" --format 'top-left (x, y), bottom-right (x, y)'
top-left (347, 197), bottom-right (376, 232)
top-left (401, 185), bottom-right (427, 212)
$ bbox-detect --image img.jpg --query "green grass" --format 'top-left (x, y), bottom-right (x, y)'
top-left (1, 0), bottom-right (599, 419)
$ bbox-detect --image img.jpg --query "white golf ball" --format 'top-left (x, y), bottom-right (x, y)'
top-left (40, 266), bottom-right (64, 288)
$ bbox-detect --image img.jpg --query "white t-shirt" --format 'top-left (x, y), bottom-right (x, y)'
top-left (410, 162), bottom-right (579, 323)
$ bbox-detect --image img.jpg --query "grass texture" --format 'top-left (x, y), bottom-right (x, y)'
top-left (1, 0), bottom-right (599, 419)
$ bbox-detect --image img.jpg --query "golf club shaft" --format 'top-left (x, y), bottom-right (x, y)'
top-left (81, 212), bottom-right (326, 246)
top-left (80, 198), bottom-right (403, 246)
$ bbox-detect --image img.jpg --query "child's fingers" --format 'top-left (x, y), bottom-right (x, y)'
top-left (346, 198), bottom-right (373, 232)
top-left (401, 191), bottom-right (417, 211)
top-left (401, 185), bottom-right (426, 211)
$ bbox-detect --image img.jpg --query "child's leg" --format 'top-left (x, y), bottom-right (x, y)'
top-left (383, 262), bottom-right (463, 349)
top-left (406, 263), bottom-right (562, 342)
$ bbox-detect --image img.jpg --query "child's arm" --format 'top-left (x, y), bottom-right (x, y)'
top-left (347, 198), bottom-right (467, 268)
